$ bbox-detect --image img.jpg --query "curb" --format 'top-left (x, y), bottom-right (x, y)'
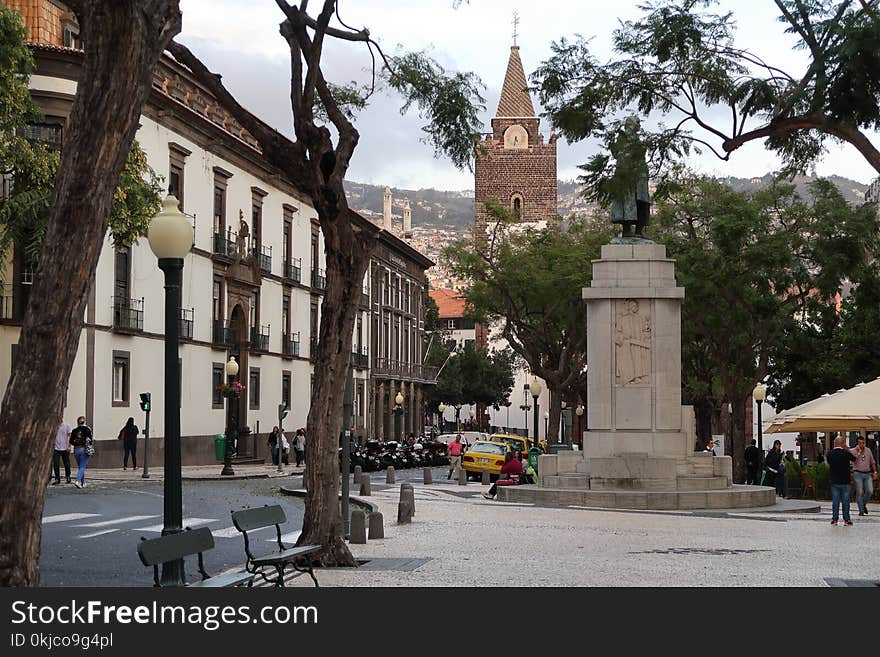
top-left (280, 486), bottom-right (379, 514)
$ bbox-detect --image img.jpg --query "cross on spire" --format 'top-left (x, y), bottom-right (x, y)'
top-left (512, 11), bottom-right (519, 46)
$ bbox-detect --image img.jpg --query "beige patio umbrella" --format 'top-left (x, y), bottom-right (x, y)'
top-left (765, 377), bottom-right (880, 434)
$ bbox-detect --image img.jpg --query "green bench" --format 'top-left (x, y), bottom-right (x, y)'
top-left (231, 504), bottom-right (321, 587)
top-left (137, 526), bottom-right (254, 588)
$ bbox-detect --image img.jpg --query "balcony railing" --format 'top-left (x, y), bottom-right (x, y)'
top-left (179, 307), bottom-right (194, 340)
top-left (212, 229), bottom-right (238, 258)
top-left (212, 319), bottom-right (234, 346)
top-left (311, 268), bottom-right (326, 291)
top-left (250, 324), bottom-right (270, 352)
top-left (112, 296), bottom-right (144, 332)
top-left (253, 244), bottom-right (272, 274)
top-left (284, 257), bottom-right (302, 283)
top-left (282, 331), bottom-right (300, 358)
top-left (372, 358), bottom-right (438, 382)
top-left (350, 348), bottom-right (369, 369)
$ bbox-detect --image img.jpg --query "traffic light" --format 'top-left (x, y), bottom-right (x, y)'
top-left (139, 392), bottom-right (151, 413)
top-left (278, 402), bottom-right (289, 422)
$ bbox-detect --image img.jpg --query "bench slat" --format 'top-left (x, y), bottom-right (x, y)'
top-left (232, 505), bottom-right (287, 532)
top-left (188, 571), bottom-right (254, 588)
top-left (250, 545), bottom-right (321, 567)
top-left (138, 527), bottom-right (214, 566)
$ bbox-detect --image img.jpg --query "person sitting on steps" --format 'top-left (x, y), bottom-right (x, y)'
top-left (483, 451), bottom-right (524, 500)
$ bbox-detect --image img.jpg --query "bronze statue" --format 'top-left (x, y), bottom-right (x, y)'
top-left (608, 117), bottom-right (652, 241)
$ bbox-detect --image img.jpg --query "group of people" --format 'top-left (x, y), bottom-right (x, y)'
top-left (744, 435), bottom-right (877, 525)
top-left (50, 416), bottom-right (94, 489)
top-left (482, 450), bottom-right (538, 500)
top-left (267, 427), bottom-right (305, 467)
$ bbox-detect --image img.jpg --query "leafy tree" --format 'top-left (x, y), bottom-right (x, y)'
top-left (168, 0), bottom-right (485, 565)
top-left (533, 0), bottom-right (880, 181)
top-left (0, 0), bottom-right (181, 586)
top-left (444, 205), bottom-right (610, 442)
top-left (652, 175), bottom-right (878, 480)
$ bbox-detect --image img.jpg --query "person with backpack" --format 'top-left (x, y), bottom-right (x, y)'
top-left (117, 417), bottom-right (139, 471)
top-left (70, 416), bottom-right (94, 489)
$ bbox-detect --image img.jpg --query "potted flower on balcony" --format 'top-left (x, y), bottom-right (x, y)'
top-left (217, 381), bottom-right (245, 398)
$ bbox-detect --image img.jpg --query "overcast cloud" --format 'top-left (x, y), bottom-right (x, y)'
top-left (177, 0), bottom-right (880, 190)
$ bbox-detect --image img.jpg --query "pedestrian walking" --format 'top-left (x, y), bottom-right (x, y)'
top-left (828, 436), bottom-right (856, 525)
top-left (447, 434), bottom-right (463, 479)
top-left (850, 435), bottom-right (876, 516)
top-left (70, 416), bottom-right (93, 489)
top-left (764, 440), bottom-right (785, 495)
top-left (293, 429), bottom-right (305, 467)
top-left (117, 417), bottom-right (139, 470)
top-left (744, 439), bottom-right (760, 485)
top-left (268, 426), bottom-right (280, 466)
top-left (50, 420), bottom-right (72, 485)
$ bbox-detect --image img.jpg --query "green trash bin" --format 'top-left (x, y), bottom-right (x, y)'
top-left (214, 434), bottom-right (226, 461)
top-left (528, 447), bottom-right (542, 471)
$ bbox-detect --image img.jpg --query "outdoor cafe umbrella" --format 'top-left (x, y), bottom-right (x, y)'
top-left (765, 377), bottom-right (880, 434)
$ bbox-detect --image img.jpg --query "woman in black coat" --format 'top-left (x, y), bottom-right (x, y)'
top-left (119, 417), bottom-right (140, 470)
top-left (764, 439), bottom-right (784, 494)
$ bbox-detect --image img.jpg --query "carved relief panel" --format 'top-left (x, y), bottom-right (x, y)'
top-left (614, 298), bottom-right (651, 385)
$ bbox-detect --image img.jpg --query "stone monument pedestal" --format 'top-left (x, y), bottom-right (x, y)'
top-left (501, 243), bottom-right (775, 510)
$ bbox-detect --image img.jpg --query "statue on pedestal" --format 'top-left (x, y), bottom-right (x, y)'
top-left (607, 117), bottom-right (653, 242)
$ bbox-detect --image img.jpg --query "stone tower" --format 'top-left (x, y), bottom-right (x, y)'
top-left (474, 45), bottom-right (557, 235)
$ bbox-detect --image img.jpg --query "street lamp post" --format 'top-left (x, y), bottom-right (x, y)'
top-left (438, 402), bottom-right (446, 433)
top-left (753, 383), bottom-right (767, 452)
top-left (394, 392), bottom-right (404, 442)
top-left (454, 403), bottom-right (461, 433)
top-left (277, 401), bottom-right (288, 474)
top-left (576, 404), bottom-right (584, 449)
top-left (530, 378), bottom-right (542, 449)
top-left (560, 400), bottom-right (567, 444)
top-left (147, 194), bottom-right (193, 587)
top-left (469, 406), bottom-right (475, 431)
top-left (544, 412), bottom-right (549, 440)
top-left (221, 356), bottom-right (239, 476)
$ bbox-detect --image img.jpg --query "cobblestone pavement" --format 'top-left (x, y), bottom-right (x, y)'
top-left (284, 476), bottom-right (880, 587)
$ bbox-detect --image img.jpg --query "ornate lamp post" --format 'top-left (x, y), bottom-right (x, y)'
top-left (544, 412), bottom-right (549, 440)
top-left (438, 402), bottom-right (446, 433)
top-left (560, 400), bottom-right (568, 444)
top-left (147, 194), bottom-right (193, 587)
top-left (753, 383), bottom-right (767, 452)
top-left (519, 384), bottom-right (531, 438)
top-left (221, 356), bottom-right (240, 476)
top-left (576, 404), bottom-right (584, 448)
top-left (394, 392), bottom-right (404, 442)
top-left (469, 406), bottom-right (475, 430)
top-left (454, 403), bottom-right (462, 433)
top-left (530, 378), bottom-right (542, 448)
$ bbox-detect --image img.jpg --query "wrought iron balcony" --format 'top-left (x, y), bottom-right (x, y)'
top-left (179, 307), bottom-right (194, 340)
top-left (282, 331), bottom-right (300, 358)
top-left (253, 244), bottom-right (272, 274)
top-left (212, 319), bottom-right (234, 346)
top-left (112, 296), bottom-right (143, 332)
top-left (284, 257), bottom-right (302, 283)
top-left (250, 324), bottom-right (270, 352)
top-left (350, 348), bottom-right (369, 369)
top-left (311, 268), bottom-right (326, 291)
top-left (212, 229), bottom-right (238, 258)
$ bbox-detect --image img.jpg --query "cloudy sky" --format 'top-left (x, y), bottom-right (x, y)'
top-left (176, 0), bottom-right (879, 191)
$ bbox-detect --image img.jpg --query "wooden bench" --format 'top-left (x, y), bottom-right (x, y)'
top-left (231, 504), bottom-right (321, 587)
top-left (137, 527), bottom-right (254, 588)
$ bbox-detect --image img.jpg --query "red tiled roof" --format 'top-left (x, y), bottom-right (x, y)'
top-left (430, 289), bottom-right (468, 319)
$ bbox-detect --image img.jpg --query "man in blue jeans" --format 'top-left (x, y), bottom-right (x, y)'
top-left (850, 436), bottom-right (876, 516)
top-left (827, 436), bottom-right (856, 526)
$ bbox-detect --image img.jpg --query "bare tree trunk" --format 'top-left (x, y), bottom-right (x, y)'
top-left (0, 1), bottom-right (180, 587)
top-left (729, 391), bottom-right (749, 484)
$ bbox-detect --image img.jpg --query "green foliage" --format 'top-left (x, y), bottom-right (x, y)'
top-left (0, 6), bottom-right (161, 270)
top-left (532, 0), bottom-right (880, 188)
top-left (384, 51), bottom-right (486, 170)
top-left (785, 457), bottom-right (802, 477)
top-left (426, 342), bottom-right (516, 411)
top-left (806, 460), bottom-right (830, 486)
top-left (314, 81), bottom-right (369, 122)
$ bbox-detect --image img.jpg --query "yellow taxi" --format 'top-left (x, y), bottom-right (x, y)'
top-left (460, 440), bottom-right (509, 480)
top-left (488, 433), bottom-right (545, 457)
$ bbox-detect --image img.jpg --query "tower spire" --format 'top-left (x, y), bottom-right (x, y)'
top-left (512, 11), bottom-right (519, 47)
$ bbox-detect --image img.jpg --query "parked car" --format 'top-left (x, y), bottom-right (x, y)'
top-left (489, 433), bottom-right (545, 456)
top-left (461, 440), bottom-right (508, 480)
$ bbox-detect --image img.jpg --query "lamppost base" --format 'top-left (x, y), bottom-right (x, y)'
top-left (221, 464), bottom-right (236, 476)
top-left (141, 473), bottom-right (150, 479)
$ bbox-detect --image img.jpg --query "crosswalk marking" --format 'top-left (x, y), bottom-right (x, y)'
top-left (74, 515), bottom-right (158, 528)
top-left (43, 513), bottom-right (100, 524)
top-left (134, 518), bottom-right (216, 533)
top-left (77, 529), bottom-right (118, 539)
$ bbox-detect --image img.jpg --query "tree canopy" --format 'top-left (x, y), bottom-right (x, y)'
top-left (533, 0), bottom-right (880, 183)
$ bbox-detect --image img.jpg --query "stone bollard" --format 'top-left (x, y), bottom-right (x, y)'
top-left (386, 466), bottom-right (395, 484)
top-left (353, 465), bottom-right (363, 485)
top-left (481, 469), bottom-right (491, 485)
top-left (458, 467), bottom-right (467, 486)
top-left (359, 478), bottom-right (371, 496)
top-left (397, 499), bottom-right (412, 524)
top-left (349, 510), bottom-right (367, 544)
top-left (400, 483), bottom-right (415, 516)
top-left (423, 467), bottom-right (433, 485)
top-left (368, 511), bottom-right (384, 539)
